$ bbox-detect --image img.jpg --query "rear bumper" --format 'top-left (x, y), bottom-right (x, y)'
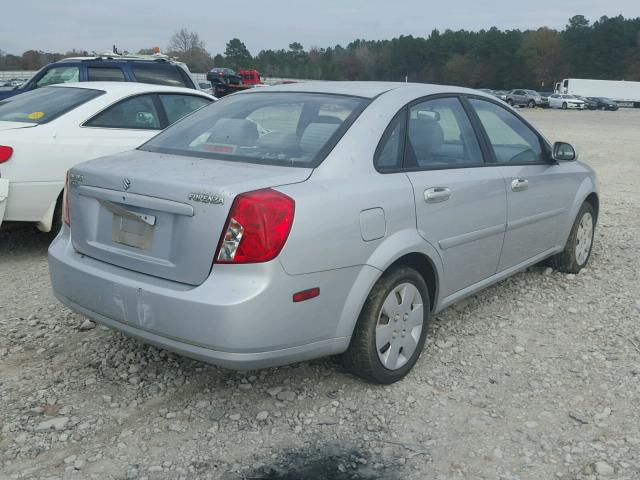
top-left (48, 228), bottom-right (356, 369)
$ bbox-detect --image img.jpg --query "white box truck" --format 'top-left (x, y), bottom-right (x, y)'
top-left (554, 78), bottom-right (640, 107)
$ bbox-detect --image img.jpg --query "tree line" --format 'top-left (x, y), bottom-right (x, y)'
top-left (2, 15), bottom-right (639, 90)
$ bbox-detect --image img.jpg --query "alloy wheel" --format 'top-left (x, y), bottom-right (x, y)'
top-left (375, 283), bottom-right (424, 370)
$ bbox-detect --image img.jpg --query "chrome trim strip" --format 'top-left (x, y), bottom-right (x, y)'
top-left (78, 185), bottom-right (194, 217)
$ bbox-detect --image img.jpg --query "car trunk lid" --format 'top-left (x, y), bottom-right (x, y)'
top-left (68, 150), bottom-right (311, 285)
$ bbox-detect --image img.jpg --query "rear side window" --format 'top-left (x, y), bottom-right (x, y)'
top-left (374, 111), bottom-right (405, 172)
top-left (158, 94), bottom-right (211, 124)
top-left (469, 98), bottom-right (544, 164)
top-left (132, 64), bottom-right (189, 87)
top-left (85, 94), bottom-right (161, 130)
top-left (35, 66), bottom-right (80, 87)
top-left (405, 97), bottom-right (483, 168)
top-left (141, 92), bottom-right (368, 168)
top-left (0, 87), bottom-right (103, 124)
top-left (88, 67), bottom-right (126, 82)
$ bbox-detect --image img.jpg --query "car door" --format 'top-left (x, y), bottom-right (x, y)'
top-left (57, 94), bottom-right (164, 170)
top-left (467, 97), bottom-right (577, 271)
top-left (403, 96), bottom-right (507, 298)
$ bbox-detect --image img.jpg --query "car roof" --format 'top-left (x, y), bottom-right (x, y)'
top-left (50, 82), bottom-right (213, 97)
top-left (241, 81), bottom-right (484, 99)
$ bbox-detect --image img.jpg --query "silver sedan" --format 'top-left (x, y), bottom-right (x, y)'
top-left (49, 82), bottom-right (598, 384)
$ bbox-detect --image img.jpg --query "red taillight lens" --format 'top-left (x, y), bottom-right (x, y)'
top-left (0, 145), bottom-right (13, 163)
top-left (62, 172), bottom-right (70, 226)
top-left (215, 189), bottom-right (294, 264)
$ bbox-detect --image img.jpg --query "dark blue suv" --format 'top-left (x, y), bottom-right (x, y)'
top-left (0, 55), bottom-right (198, 101)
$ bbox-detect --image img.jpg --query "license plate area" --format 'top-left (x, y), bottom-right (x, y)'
top-left (102, 200), bottom-right (156, 251)
top-left (112, 214), bottom-right (154, 250)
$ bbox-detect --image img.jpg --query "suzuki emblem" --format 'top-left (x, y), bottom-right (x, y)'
top-left (123, 178), bottom-right (131, 191)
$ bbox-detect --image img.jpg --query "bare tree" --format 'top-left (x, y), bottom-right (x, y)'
top-left (167, 28), bottom-right (206, 55)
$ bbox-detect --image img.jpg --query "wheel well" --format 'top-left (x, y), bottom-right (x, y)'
top-left (387, 253), bottom-right (437, 312)
top-left (585, 192), bottom-right (599, 223)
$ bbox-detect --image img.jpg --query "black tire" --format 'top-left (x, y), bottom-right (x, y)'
top-left (549, 202), bottom-right (595, 274)
top-left (562, 102), bottom-right (568, 110)
top-left (342, 266), bottom-right (430, 384)
top-left (507, 99), bottom-right (514, 106)
top-left (528, 100), bottom-right (535, 108)
top-left (47, 197), bottom-right (63, 239)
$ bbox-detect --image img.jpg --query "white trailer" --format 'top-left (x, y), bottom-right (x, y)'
top-left (554, 78), bottom-right (640, 107)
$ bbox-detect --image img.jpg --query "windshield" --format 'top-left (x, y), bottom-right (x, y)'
top-left (0, 86), bottom-right (103, 124)
top-left (141, 92), bottom-right (369, 168)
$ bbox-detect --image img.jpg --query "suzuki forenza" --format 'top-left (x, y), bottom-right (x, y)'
top-left (49, 82), bottom-right (598, 384)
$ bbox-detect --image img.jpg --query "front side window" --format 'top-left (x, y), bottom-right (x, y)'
top-left (158, 94), bottom-right (211, 125)
top-left (405, 97), bottom-right (483, 168)
top-left (141, 92), bottom-right (368, 167)
top-left (0, 87), bottom-right (103, 124)
top-left (35, 66), bottom-right (80, 88)
top-left (469, 98), bottom-right (545, 164)
top-left (85, 94), bottom-right (161, 129)
top-left (132, 64), bottom-right (188, 88)
top-left (88, 67), bottom-right (126, 82)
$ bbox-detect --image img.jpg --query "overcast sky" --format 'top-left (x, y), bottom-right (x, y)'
top-left (2, 0), bottom-right (640, 55)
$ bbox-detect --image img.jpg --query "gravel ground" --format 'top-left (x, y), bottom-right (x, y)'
top-left (1, 109), bottom-right (639, 480)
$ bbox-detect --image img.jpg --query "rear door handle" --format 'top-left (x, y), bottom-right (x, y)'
top-left (511, 178), bottom-right (529, 192)
top-left (424, 187), bottom-right (451, 203)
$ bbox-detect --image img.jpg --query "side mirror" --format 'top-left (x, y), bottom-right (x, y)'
top-left (552, 141), bottom-right (576, 161)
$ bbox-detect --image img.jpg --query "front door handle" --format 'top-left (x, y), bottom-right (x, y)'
top-left (511, 178), bottom-right (529, 192)
top-left (424, 187), bottom-right (451, 203)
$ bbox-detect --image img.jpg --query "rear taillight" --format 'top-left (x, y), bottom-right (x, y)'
top-left (215, 189), bottom-right (294, 264)
top-left (62, 172), bottom-right (70, 226)
top-left (0, 145), bottom-right (13, 164)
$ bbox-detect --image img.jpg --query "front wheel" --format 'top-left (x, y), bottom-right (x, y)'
top-left (507, 99), bottom-right (514, 106)
top-left (528, 100), bottom-right (535, 108)
top-left (550, 202), bottom-right (595, 273)
top-left (342, 266), bottom-right (430, 384)
top-left (562, 102), bottom-right (568, 110)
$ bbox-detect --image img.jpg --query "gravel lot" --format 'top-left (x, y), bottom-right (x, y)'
top-left (1, 109), bottom-right (639, 480)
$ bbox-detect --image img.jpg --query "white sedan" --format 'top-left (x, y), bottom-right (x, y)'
top-left (548, 94), bottom-right (585, 110)
top-left (0, 82), bottom-right (213, 233)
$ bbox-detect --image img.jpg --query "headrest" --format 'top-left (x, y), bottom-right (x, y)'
top-left (300, 123), bottom-right (339, 154)
top-left (209, 118), bottom-right (259, 146)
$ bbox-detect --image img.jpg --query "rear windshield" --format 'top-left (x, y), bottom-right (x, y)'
top-left (0, 87), bottom-right (103, 124)
top-left (141, 92), bottom-right (368, 167)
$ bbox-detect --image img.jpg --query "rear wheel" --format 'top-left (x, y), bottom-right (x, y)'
top-left (550, 202), bottom-right (595, 273)
top-left (342, 266), bottom-right (430, 384)
top-left (47, 197), bottom-right (63, 239)
top-left (562, 102), bottom-right (568, 110)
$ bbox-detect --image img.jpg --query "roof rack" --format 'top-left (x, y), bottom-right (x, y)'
top-left (59, 52), bottom-right (177, 63)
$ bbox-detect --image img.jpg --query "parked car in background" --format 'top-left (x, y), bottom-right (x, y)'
top-left (548, 94), bottom-right (585, 110)
top-left (0, 53), bottom-right (199, 102)
top-left (206, 68), bottom-right (241, 86)
top-left (493, 90), bottom-right (508, 101)
top-left (586, 97), bottom-right (619, 111)
top-left (538, 92), bottom-right (553, 108)
top-left (0, 82), bottom-right (213, 234)
top-left (49, 82), bottom-right (598, 384)
top-left (574, 96), bottom-right (598, 110)
top-left (238, 69), bottom-right (262, 86)
top-left (506, 89), bottom-right (545, 108)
